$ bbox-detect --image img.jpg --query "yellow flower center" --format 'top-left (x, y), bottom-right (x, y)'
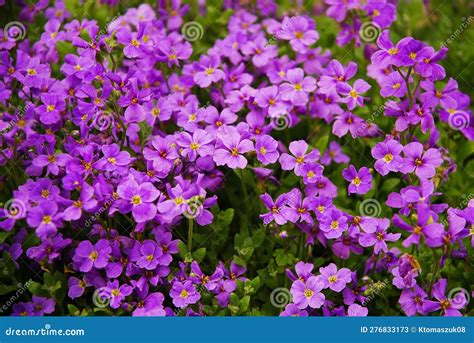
top-left (41, 190), bottom-right (50, 198)
top-left (190, 142), bottom-right (200, 150)
top-left (260, 147), bottom-right (266, 155)
top-left (388, 47), bottom-right (398, 55)
top-left (392, 83), bottom-right (401, 90)
top-left (205, 68), bottom-right (214, 75)
top-left (27, 69), bottom-right (37, 75)
top-left (108, 157), bottom-right (116, 164)
top-left (131, 195), bottom-right (142, 205)
top-left (304, 289), bottom-right (313, 298)
top-left (131, 39), bottom-right (140, 47)
top-left (42, 215), bottom-right (52, 224)
top-left (330, 221), bottom-right (339, 229)
top-left (307, 171), bottom-right (315, 178)
top-left (295, 32), bottom-right (303, 39)
top-left (294, 84), bottom-right (302, 91)
top-left (352, 177), bottom-right (361, 186)
top-left (89, 251), bottom-right (98, 261)
top-left (174, 197), bottom-right (184, 205)
top-left (349, 90), bottom-right (358, 98)
top-left (409, 52), bottom-right (417, 60)
top-left (328, 275), bottom-right (338, 283)
top-left (180, 289), bottom-right (189, 298)
top-left (231, 148), bottom-right (239, 156)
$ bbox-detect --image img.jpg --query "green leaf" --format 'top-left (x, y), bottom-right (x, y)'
top-left (251, 230), bottom-right (266, 248)
top-left (239, 295), bottom-right (250, 312)
top-left (0, 231), bottom-right (12, 243)
top-left (0, 284), bottom-right (18, 296)
top-left (68, 304), bottom-right (80, 316)
top-left (192, 248), bottom-right (206, 263)
top-left (28, 281), bottom-right (49, 297)
top-left (177, 241), bottom-right (188, 259)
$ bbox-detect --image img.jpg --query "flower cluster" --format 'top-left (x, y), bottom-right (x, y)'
top-left (0, 0), bottom-right (472, 317)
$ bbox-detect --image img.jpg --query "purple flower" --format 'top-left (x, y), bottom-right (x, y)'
top-left (290, 276), bottom-right (325, 309)
top-left (26, 201), bottom-right (62, 239)
top-left (342, 165), bottom-right (372, 195)
top-left (318, 263), bottom-right (351, 292)
top-left (255, 134), bottom-right (279, 165)
top-left (279, 140), bottom-right (320, 176)
top-left (380, 72), bottom-right (407, 98)
top-left (131, 240), bottom-right (163, 270)
top-left (170, 281), bottom-right (201, 308)
top-left (336, 79), bottom-right (371, 110)
top-left (213, 127), bottom-right (254, 169)
top-left (176, 129), bottom-right (214, 161)
top-left (423, 279), bottom-right (467, 316)
top-left (401, 142), bottom-right (443, 179)
top-left (259, 193), bottom-right (290, 225)
top-left (399, 285), bottom-right (428, 316)
top-left (254, 86), bottom-right (287, 117)
top-left (194, 55), bottom-right (225, 88)
top-left (94, 144), bottom-right (132, 173)
top-left (320, 141), bottom-right (350, 166)
top-left (73, 239), bottom-right (111, 272)
top-left (359, 218), bottom-right (401, 254)
top-left (347, 303), bottom-right (368, 316)
top-left (116, 177), bottom-right (160, 223)
top-left (105, 280), bottom-right (133, 309)
top-left (371, 139), bottom-right (404, 175)
top-left (280, 303), bottom-right (308, 317)
top-left (277, 16), bottom-right (319, 52)
top-left (279, 68), bottom-right (316, 106)
top-left (31, 296), bottom-right (55, 316)
top-left (320, 208), bottom-right (348, 239)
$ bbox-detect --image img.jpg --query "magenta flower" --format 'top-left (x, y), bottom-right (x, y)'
top-left (279, 140), bottom-right (320, 176)
top-left (131, 240), bottom-right (163, 270)
top-left (401, 142), bottom-right (443, 179)
top-left (359, 218), bottom-right (401, 254)
top-left (320, 208), bottom-right (348, 239)
top-left (72, 239), bottom-right (111, 272)
top-left (255, 134), bottom-right (279, 165)
top-left (116, 177), bottom-right (160, 223)
top-left (26, 201), bottom-right (62, 239)
top-left (336, 79), bottom-right (371, 110)
top-left (399, 285), bottom-right (428, 316)
top-left (318, 263), bottom-right (351, 292)
top-left (170, 281), bottom-right (201, 308)
top-left (176, 129), bottom-right (214, 161)
top-left (213, 127), bottom-right (254, 169)
top-left (259, 193), bottom-right (291, 225)
top-left (290, 276), bottom-right (325, 309)
top-left (279, 68), bottom-right (316, 106)
top-left (277, 16), bottom-right (319, 52)
top-left (94, 144), bottom-right (132, 173)
top-left (371, 139), bottom-right (404, 176)
top-left (342, 165), bottom-right (372, 195)
top-left (254, 86), bottom-right (287, 117)
top-left (423, 279), bottom-right (467, 316)
top-left (193, 54), bottom-right (225, 88)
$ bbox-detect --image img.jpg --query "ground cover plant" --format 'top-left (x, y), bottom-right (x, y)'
top-left (0, 0), bottom-right (473, 317)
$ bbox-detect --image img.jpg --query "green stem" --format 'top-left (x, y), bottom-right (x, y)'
top-left (188, 218), bottom-right (194, 252)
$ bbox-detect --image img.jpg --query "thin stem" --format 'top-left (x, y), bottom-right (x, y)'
top-left (187, 218), bottom-right (194, 252)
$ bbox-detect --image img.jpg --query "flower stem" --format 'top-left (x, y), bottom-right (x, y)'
top-left (188, 218), bottom-right (194, 252)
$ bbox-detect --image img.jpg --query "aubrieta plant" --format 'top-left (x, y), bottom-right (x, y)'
top-left (0, 0), bottom-right (473, 317)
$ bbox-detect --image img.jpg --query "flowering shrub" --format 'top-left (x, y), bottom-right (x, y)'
top-left (0, 0), bottom-right (473, 317)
